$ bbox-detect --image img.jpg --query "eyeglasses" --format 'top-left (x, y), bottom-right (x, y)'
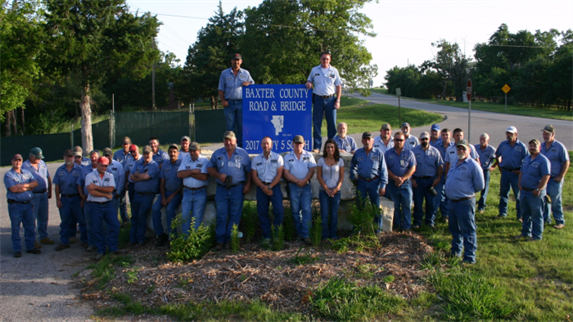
top-left (100, 165), bottom-right (109, 167)
top-left (394, 139), bottom-right (404, 142)
top-left (420, 138), bottom-right (429, 141)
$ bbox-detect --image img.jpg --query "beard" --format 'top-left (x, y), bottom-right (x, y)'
top-left (66, 161), bottom-right (73, 166)
top-left (457, 152), bottom-right (465, 159)
top-left (421, 142), bottom-right (429, 148)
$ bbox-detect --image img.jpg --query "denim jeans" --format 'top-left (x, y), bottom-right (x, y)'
top-left (448, 197), bottom-right (477, 263)
top-left (319, 190), bottom-right (340, 239)
top-left (224, 99), bottom-right (243, 147)
top-left (151, 191), bottom-right (183, 236)
top-left (434, 176), bottom-right (449, 219)
top-left (8, 203), bottom-right (35, 252)
top-left (59, 195), bottom-right (86, 245)
top-left (130, 193), bottom-right (155, 243)
top-left (543, 178), bottom-right (565, 225)
top-left (31, 191), bottom-right (49, 240)
top-left (356, 179), bottom-right (382, 232)
top-left (83, 202), bottom-right (96, 246)
top-left (499, 169), bottom-right (521, 218)
top-left (312, 95), bottom-right (337, 150)
top-left (387, 180), bottom-right (413, 230)
top-left (256, 185), bottom-right (284, 239)
top-left (119, 189), bottom-right (129, 223)
top-left (215, 184), bottom-right (245, 244)
top-left (477, 169), bottom-right (491, 211)
top-left (289, 183), bottom-right (312, 238)
top-left (520, 190), bottom-right (546, 240)
top-left (181, 187), bottom-right (208, 235)
top-left (90, 201), bottom-right (120, 254)
top-left (413, 177), bottom-right (437, 226)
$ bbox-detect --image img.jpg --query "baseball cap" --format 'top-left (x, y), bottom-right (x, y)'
top-left (401, 122), bottom-right (410, 128)
top-left (232, 53), bottom-right (242, 60)
top-left (122, 137), bottom-right (132, 145)
top-left (224, 131), bottom-right (236, 140)
top-left (293, 135), bottom-right (305, 143)
top-left (506, 126), bottom-right (517, 133)
top-left (64, 149), bottom-right (74, 157)
top-left (168, 143), bottom-right (179, 151)
top-left (73, 146), bottom-right (83, 153)
top-left (529, 139), bottom-right (541, 146)
top-left (129, 144), bottom-right (138, 152)
top-left (74, 151), bottom-right (82, 157)
top-left (142, 145), bottom-right (152, 154)
top-left (189, 142), bottom-right (200, 151)
top-left (102, 148), bottom-right (113, 156)
top-left (30, 147), bottom-right (44, 160)
top-left (381, 123), bottom-right (391, 131)
top-left (362, 132), bottom-right (373, 139)
top-left (456, 139), bottom-right (470, 149)
top-left (542, 124), bottom-right (555, 133)
top-left (181, 136), bottom-right (191, 142)
top-left (420, 131), bottom-right (430, 139)
top-left (12, 154), bottom-right (23, 161)
top-left (431, 124), bottom-right (441, 131)
top-left (97, 157), bottom-right (110, 165)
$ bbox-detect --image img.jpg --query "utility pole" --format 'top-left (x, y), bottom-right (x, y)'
top-left (152, 37), bottom-right (156, 111)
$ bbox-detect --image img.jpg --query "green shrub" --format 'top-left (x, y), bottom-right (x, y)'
top-left (167, 215), bottom-right (214, 263)
top-left (240, 201), bottom-right (258, 243)
top-left (231, 224), bottom-right (240, 253)
top-left (349, 195), bottom-right (379, 236)
top-left (271, 224), bottom-right (284, 251)
top-left (282, 207), bottom-right (297, 241)
top-left (310, 210), bottom-right (322, 246)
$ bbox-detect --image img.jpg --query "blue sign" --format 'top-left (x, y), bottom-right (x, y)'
top-left (242, 84), bottom-right (312, 154)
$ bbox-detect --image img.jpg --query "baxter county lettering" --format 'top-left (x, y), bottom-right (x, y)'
top-left (246, 87), bottom-right (310, 112)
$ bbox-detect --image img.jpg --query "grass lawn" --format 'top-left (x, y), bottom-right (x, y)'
top-left (319, 96), bottom-right (444, 135)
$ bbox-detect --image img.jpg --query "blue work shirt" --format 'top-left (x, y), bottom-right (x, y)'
top-left (495, 139), bottom-right (528, 170)
top-left (124, 156), bottom-right (140, 183)
top-left (541, 140), bottom-right (569, 178)
top-left (252, 152), bottom-right (284, 183)
top-left (412, 145), bottom-right (443, 177)
top-left (208, 147), bottom-right (252, 185)
top-left (435, 139), bottom-right (454, 160)
top-left (404, 135), bottom-right (419, 150)
top-left (350, 148), bottom-right (388, 189)
top-left (218, 68), bottom-right (255, 100)
top-left (153, 149), bottom-right (169, 167)
top-left (77, 165), bottom-right (97, 196)
top-left (22, 159), bottom-right (50, 193)
top-left (520, 154), bottom-right (551, 191)
top-left (284, 150), bottom-right (317, 181)
top-left (85, 171), bottom-right (115, 203)
top-left (160, 159), bottom-right (183, 192)
top-left (133, 159), bottom-right (160, 194)
top-left (178, 155), bottom-right (209, 188)
top-left (306, 65), bottom-right (342, 96)
top-left (385, 148), bottom-right (417, 178)
top-left (106, 160), bottom-right (125, 195)
top-left (474, 144), bottom-right (496, 170)
top-left (80, 157), bottom-right (90, 166)
top-left (113, 149), bottom-right (131, 166)
top-left (445, 157), bottom-right (485, 200)
top-left (373, 136), bottom-right (394, 153)
top-left (53, 164), bottom-right (82, 195)
top-left (333, 135), bottom-right (357, 153)
top-left (445, 144), bottom-right (479, 166)
top-left (430, 137), bottom-right (442, 148)
top-left (4, 168), bottom-right (36, 202)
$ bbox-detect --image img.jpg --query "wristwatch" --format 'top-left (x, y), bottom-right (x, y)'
top-left (536, 188), bottom-right (541, 192)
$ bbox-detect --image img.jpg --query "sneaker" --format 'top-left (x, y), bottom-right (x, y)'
top-left (13, 251), bottom-right (22, 258)
top-left (303, 237), bottom-right (312, 245)
top-left (26, 248), bottom-right (42, 254)
top-left (554, 224), bottom-right (565, 229)
top-left (34, 240), bottom-right (42, 249)
top-left (95, 253), bottom-right (104, 260)
top-left (86, 245), bottom-right (96, 252)
top-left (40, 237), bottom-right (55, 245)
top-left (69, 237), bottom-right (76, 244)
top-left (214, 243), bottom-right (225, 251)
top-left (55, 244), bottom-right (70, 251)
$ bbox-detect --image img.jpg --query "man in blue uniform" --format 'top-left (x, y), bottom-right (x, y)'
top-left (495, 126), bottom-right (529, 220)
top-left (53, 149), bottom-right (85, 251)
top-left (22, 147), bottom-right (54, 247)
top-left (515, 139), bottom-right (550, 241)
top-left (77, 150), bottom-right (100, 251)
top-left (208, 131), bottom-right (252, 250)
top-left (350, 132), bottom-right (388, 236)
top-left (445, 140), bottom-right (484, 264)
top-left (252, 137), bottom-right (285, 246)
top-left (373, 123), bottom-right (394, 153)
top-left (474, 133), bottom-right (497, 214)
top-left (401, 123), bottom-right (419, 150)
top-left (434, 128), bottom-right (454, 221)
top-left (540, 125), bottom-right (570, 229)
top-left (4, 154), bottom-right (40, 258)
top-left (129, 145), bottom-right (160, 247)
top-left (218, 53), bottom-right (255, 147)
top-left (103, 148), bottom-right (125, 224)
top-left (178, 142), bottom-right (209, 235)
top-left (333, 122), bottom-right (357, 154)
top-left (74, 146), bottom-right (90, 166)
top-left (85, 157), bottom-right (120, 260)
top-left (429, 124), bottom-right (442, 147)
top-left (113, 137), bottom-right (132, 225)
top-left (179, 136), bottom-right (191, 161)
top-left (411, 131), bottom-right (443, 229)
top-left (151, 144), bottom-right (183, 247)
top-left (124, 144), bottom-right (141, 223)
top-left (306, 51), bottom-right (343, 152)
top-left (150, 137), bottom-right (169, 168)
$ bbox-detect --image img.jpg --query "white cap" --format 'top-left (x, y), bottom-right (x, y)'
top-left (506, 126), bottom-right (517, 133)
top-left (420, 131), bottom-right (430, 139)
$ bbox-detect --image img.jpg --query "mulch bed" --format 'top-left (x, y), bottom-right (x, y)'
top-left (80, 232), bottom-right (434, 315)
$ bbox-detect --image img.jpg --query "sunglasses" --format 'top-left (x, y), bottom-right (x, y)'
top-left (394, 139), bottom-right (404, 142)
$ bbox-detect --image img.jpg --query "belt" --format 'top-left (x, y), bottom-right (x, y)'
top-left (358, 175), bottom-right (379, 182)
top-left (33, 190), bottom-right (47, 194)
top-left (522, 187), bottom-right (540, 192)
top-left (217, 182), bottom-right (243, 188)
top-left (185, 186), bottom-right (206, 191)
top-left (314, 94), bottom-right (335, 99)
top-left (88, 201), bottom-right (111, 205)
top-left (136, 192), bottom-right (156, 195)
top-left (451, 195), bottom-right (475, 202)
top-left (61, 193), bottom-right (79, 198)
top-left (262, 182), bottom-right (273, 185)
top-left (7, 199), bottom-right (30, 205)
top-left (225, 98), bottom-right (241, 101)
top-left (502, 167), bottom-right (520, 172)
top-left (413, 176), bottom-right (433, 180)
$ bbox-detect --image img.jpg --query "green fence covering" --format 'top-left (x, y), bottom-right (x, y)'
top-left (1, 132), bottom-right (71, 166)
top-left (195, 109), bottom-right (226, 144)
top-left (114, 111), bottom-right (189, 147)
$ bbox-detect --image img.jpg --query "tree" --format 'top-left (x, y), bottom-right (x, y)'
top-left (43, 0), bottom-right (160, 152)
top-left (425, 40), bottom-right (471, 102)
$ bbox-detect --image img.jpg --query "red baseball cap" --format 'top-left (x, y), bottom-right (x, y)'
top-left (129, 144), bottom-right (138, 152)
top-left (97, 157), bottom-right (110, 165)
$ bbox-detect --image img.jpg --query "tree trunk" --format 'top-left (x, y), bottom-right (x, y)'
top-left (5, 110), bottom-right (12, 137)
top-left (11, 109), bottom-right (17, 135)
top-left (211, 95), bottom-right (217, 110)
top-left (20, 107), bottom-right (25, 134)
top-left (80, 83), bottom-right (94, 156)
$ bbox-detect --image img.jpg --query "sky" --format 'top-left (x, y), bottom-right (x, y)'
top-left (127, 0), bottom-right (573, 87)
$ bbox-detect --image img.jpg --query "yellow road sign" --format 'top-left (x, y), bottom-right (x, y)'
top-left (502, 84), bottom-right (511, 93)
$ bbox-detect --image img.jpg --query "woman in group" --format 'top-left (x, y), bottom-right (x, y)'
top-left (317, 139), bottom-right (344, 241)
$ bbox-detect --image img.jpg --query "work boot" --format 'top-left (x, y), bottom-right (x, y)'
top-left (40, 238), bottom-right (55, 245)
top-left (13, 251), bottom-right (22, 258)
top-left (34, 240), bottom-right (42, 249)
top-left (55, 244), bottom-right (71, 251)
top-left (26, 248), bottom-right (42, 254)
top-left (69, 237), bottom-right (76, 244)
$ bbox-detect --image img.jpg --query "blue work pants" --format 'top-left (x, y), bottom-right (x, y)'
top-left (448, 197), bottom-right (477, 263)
top-left (257, 185), bottom-right (284, 239)
top-left (215, 184), bottom-right (245, 244)
top-left (312, 95), bottom-right (337, 150)
top-left (130, 193), bottom-right (155, 243)
top-left (319, 190), bottom-right (340, 239)
top-left (544, 178), bottom-right (565, 225)
top-left (520, 190), bottom-right (545, 240)
top-left (59, 195), bottom-right (86, 245)
top-left (119, 189), bottom-right (128, 223)
top-left (356, 178), bottom-right (382, 232)
top-left (89, 201), bottom-right (120, 254)
top-left (434, 176), bottom-right (449, 219)
top-left (224, 99), bottom-right (243, 147)
top-left (181, 187), bottom-right (208, 235)
top-left (288, 183), bottom-right (312, 238)
top-left (152, 191), bottom-right (183, 236)
top-left (8, 203), bottom-right (35, 252)
top-left (477, 169), bottom-right (491, 212)
top-left (387, 180), bottom-right (413, 230)
top-left (83, 202), bottom-right (96, 246)
top-left (413, 177), bottom-right (437, 227)
top-left (499, 169), bottom-right (521, 218)
top-left (31, 191), bottom-right (49, 240)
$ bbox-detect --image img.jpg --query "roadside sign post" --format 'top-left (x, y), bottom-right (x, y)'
top-left (502, 84), bottom-right (511, 111)
top-left (396, 88), bottom-right (402, 125)
top-left (466, 80), bottom-right (473, 141)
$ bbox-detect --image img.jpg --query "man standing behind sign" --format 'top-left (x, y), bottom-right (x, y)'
top-left (218, 53), bottom-right (254, 148)
top-left (305, 51), bottom-right (342, 152)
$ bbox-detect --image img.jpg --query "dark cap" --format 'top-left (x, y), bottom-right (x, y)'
top-left (30, 147), bottom-right (44, 160)
top-left (362, 132), bottom-right (373, 139)
top-left (232, 53), bottom-right (242, 60)
top-left (122, 137), bottom-right (132, 144)
top-left (189, 142), bottom-right (200, 151)
top-left (129, 144), bottom-right (138, 152)
top-left (401, 122), bottom-right (410, 128)
top-left (456, 139), bottom-right (470, 149)
top-left (142, 145), bottom-right (152, 154)
top-left (529, 139), bottom-right (541, 147)
top-left (102, 148), bottom-right (113, 156)
top-left (293, 135), bottom-right (305, 143)
top-left (542, 124), bottom-right (555, 133)
top-left (168, 143), bottom-right (179, 151)
top-left (97, 157), bottom-right (110, 165)
top-left (64, 149), bottom-right (74, 157)
top-left (381, 123), bottom-right (391, 131)
top-left (224, 131), bottom-right (236, 140)
top-left (12, 154), bottom-right (23, 161)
